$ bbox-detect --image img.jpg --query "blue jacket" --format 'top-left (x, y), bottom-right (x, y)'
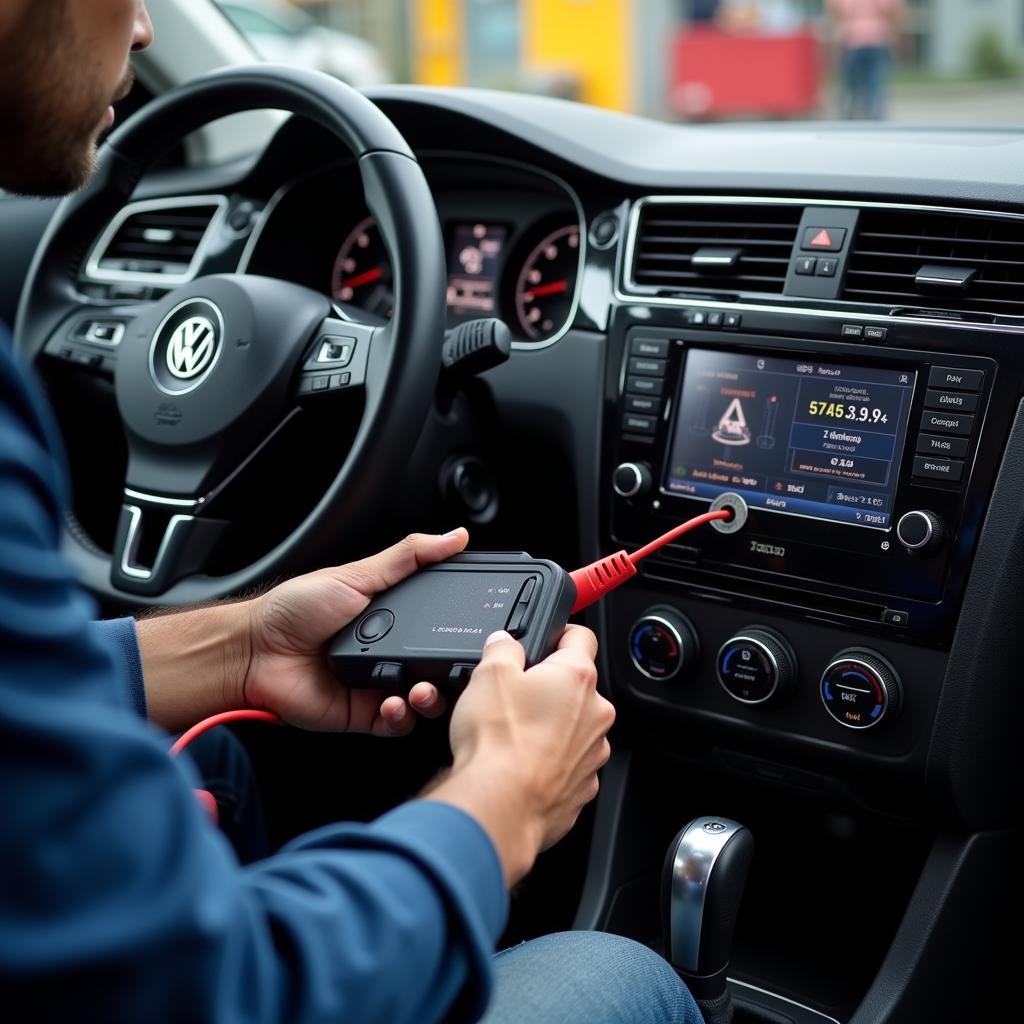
top-left (0, 328), bottom-right (507, 1021)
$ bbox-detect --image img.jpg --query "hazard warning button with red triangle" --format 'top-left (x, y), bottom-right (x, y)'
top-left (801, 226), bottom-right (846, 252)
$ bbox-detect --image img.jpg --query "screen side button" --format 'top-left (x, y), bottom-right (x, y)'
top-left (913, 456), bottom-right (964, 482)
top-left (925, 389), bottom-right (979, 413)
top-left (928, 366), bottom-right (984, 392)
top-left (630, 337), bottom-right (669, 359)
top-left (920, 410), bottom-right (974, 436)
top-left (625, 394), bottom-right (661, 415)
top-left (916, 433), bottom-right (968, 458)
top-left (626, 376), bottom-right (665, 396)
top-left (628, 356), bottom-right (667, 377)
top-left (622, 413), bottom-right (657, 435)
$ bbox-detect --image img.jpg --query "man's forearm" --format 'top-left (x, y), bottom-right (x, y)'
top-left (136, 602), bottom-right (253, 731)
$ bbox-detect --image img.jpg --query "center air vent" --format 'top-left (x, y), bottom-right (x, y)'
top-left (86, 196), bottom-right (227, 284)
top-left (843, 208), bottom-right (1024, 318)
top-left (629, 201), bottom-right (802, 296)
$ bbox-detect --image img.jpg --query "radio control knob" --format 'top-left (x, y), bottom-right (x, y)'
top-left (717, 627), bottom-right (797, 706)
top-left (613, 461), bottom-right (652, 499)
top-left (820, 650), bottom-right (901, 730)
top-left (896, 510), bottom-right (942, 553)
top-left (628, 608), bottom-right (699, 681)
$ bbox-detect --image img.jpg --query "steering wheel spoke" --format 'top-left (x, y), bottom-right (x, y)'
top-left (111, 497), bottom-right (228, 596)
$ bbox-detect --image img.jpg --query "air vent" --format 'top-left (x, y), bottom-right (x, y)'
top-left (629, 201), bottom-right (802, 295)
top-left (86, 196), bottom-right (226, 284)
top-left (843, 208), bottom-right (1024, 318)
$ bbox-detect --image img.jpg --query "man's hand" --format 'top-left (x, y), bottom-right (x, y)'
top-left (137, 530), bottom-right (468, 733)
top-left (426, 625), bottom-right (614, 886)
top-left (244, 530), bottom-right (469, 735)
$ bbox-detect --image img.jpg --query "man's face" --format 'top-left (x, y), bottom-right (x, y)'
top-left (0, 0), bottom-right (153, 196)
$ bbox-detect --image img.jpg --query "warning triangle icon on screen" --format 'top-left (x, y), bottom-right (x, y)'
top-left (810, 229), bottom-right (833, 247)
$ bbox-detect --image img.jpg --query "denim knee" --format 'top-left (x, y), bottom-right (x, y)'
top-left (482, 930), bottom-right (703, 1024)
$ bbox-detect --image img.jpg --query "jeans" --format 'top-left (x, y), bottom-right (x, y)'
top-left (188, 733), bottom-right (701, 1022)
top-left (840, 45), bottom-right (890, 121)
top-left (481, 931), bottom-right (703, 1024)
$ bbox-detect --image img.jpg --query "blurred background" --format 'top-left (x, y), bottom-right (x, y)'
top-left (214, 1), bottom-right (1024, 124)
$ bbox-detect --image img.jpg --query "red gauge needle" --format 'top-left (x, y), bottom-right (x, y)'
top-left (524, 279), bottom-right (569, 301)
top-left (342, 266), bottom-right (384, 290)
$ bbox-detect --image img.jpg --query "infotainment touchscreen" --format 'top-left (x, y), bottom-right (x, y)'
top-left (665, 350), bottom-right (917, 529)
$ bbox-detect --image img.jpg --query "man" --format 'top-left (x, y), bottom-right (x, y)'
top-left (827, 0), bottom-right (905, 121)
top-left (0, 2), bottom-right (701, 1021)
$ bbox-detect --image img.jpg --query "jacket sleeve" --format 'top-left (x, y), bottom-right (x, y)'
top-left (0, 337), bottom-right (508, 1023)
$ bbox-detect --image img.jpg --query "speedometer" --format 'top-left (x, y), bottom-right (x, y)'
top-left (513, 224), bottom-right (580, 341)
top-left (330, 217), bottom-right (393, 318)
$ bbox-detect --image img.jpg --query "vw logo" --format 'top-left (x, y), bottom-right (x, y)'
top-left (166, 315), bottom-right (217, 379)
top-left (149, 298), bottom-right (224, 395)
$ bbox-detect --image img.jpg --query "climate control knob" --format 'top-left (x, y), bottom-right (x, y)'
top-left (820, 650), bottom-right (901, 730)
top-left (896, 510), bottom-right (942, 553)
top-left (613, 462), bottom-right (653, 499)
top-left (628, 608), bottom-right (699, 681)
top-left (716, 627), bottom-right (797, 706)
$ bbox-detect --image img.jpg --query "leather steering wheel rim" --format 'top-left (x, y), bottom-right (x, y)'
top-left (15, 65), bottom-right (446, 606)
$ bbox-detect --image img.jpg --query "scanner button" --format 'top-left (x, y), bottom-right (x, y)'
top-left (371, 662), bottom-right (404, 686)
top-left (448, 663), bottom-right (476, 687)
top-left (506, 576), bottom-right (540, 637)
top-left (356, 609), bottom-right (395, 643)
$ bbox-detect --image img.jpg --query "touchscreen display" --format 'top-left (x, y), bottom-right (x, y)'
top-left (665, 350), bottom-right (916, 529)
top-left (446, 222), bottom-right (507, 315)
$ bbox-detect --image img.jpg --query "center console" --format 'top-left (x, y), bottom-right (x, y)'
top-left (601, 300), bottom-right (1008, 784)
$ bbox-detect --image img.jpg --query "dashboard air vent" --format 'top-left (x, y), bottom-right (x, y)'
top-left (630, 202), bottom-right (802, 295)
top-left (843, 208), bottom-right (1024, 317)
top-left (87, 198), bottom-right (225, 282)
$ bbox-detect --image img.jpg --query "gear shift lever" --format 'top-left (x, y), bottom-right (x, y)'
top-left (662, 817), bottom-right (754, 1024)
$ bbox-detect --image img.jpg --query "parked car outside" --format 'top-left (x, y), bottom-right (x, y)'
top-left (215, 0), bottom-right (389, 87)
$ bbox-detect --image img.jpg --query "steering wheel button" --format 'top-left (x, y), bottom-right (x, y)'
top-left (316, 337), bottom-right (354, 365)
top-left (356, 609), bottom-right (395, 643)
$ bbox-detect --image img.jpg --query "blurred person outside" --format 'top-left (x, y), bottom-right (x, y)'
top-left (827, 0), bottom-right (905, 119)
top-left (686, 0), bottom-right (721, 26)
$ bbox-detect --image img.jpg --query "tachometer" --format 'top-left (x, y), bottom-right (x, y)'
top-left (330, 217), bottom-right (393, 318)
top-left (513, 224), bottom-right (580, 341)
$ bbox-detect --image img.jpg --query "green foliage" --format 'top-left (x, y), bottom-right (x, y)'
top-left (969, 24), bottom-right (1019, 80)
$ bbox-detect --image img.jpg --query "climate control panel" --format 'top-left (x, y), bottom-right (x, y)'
top-left (621, 603), bottom-right (914, 743)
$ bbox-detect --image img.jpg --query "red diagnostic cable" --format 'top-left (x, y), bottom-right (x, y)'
top-left (171, 709), bottom-right (282, 824)
top-left (569, 508), bottom-right (733, 614)
top-left (169, 708), bottom-right (281, 757)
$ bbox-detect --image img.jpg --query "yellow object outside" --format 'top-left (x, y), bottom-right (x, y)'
top-left (522, 0), bottom-right (632, 111)
top-left (413, 0), bottom-right (463, 86)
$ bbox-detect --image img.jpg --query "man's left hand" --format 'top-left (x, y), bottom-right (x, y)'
top-left (244, 530), bottom-right (468, 735)
top-left (137, 530), bottom-right (468, 734)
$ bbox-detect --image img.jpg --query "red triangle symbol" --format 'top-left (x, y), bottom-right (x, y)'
top-left (810, 229), bottom-right (832, 247)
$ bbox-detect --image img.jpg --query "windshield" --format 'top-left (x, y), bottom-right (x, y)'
top-left (216, 0), bottom-right (1024, 125)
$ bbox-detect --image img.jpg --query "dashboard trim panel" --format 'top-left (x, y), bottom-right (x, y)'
top-left (617, 194), bottom-right (1024, 335)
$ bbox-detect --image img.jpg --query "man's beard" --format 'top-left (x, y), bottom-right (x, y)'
top-left (0, 6), bottom-right (132, 197)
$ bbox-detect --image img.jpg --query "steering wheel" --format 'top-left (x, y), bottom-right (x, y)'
top-left (15, 66), bottom-right (445, 605)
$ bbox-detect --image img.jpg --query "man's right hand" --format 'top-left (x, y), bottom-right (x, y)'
top-left (425, 625), bottom-right (614, 886)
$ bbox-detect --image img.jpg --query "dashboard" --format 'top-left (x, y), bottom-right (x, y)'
top-left (52, 86), bottom-right (1024, 1023)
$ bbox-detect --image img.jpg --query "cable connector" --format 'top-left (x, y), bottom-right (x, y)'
top-left (568, 507), bottom-right (737, 614)
top-left (570, 550), bottom-right (637, 614)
